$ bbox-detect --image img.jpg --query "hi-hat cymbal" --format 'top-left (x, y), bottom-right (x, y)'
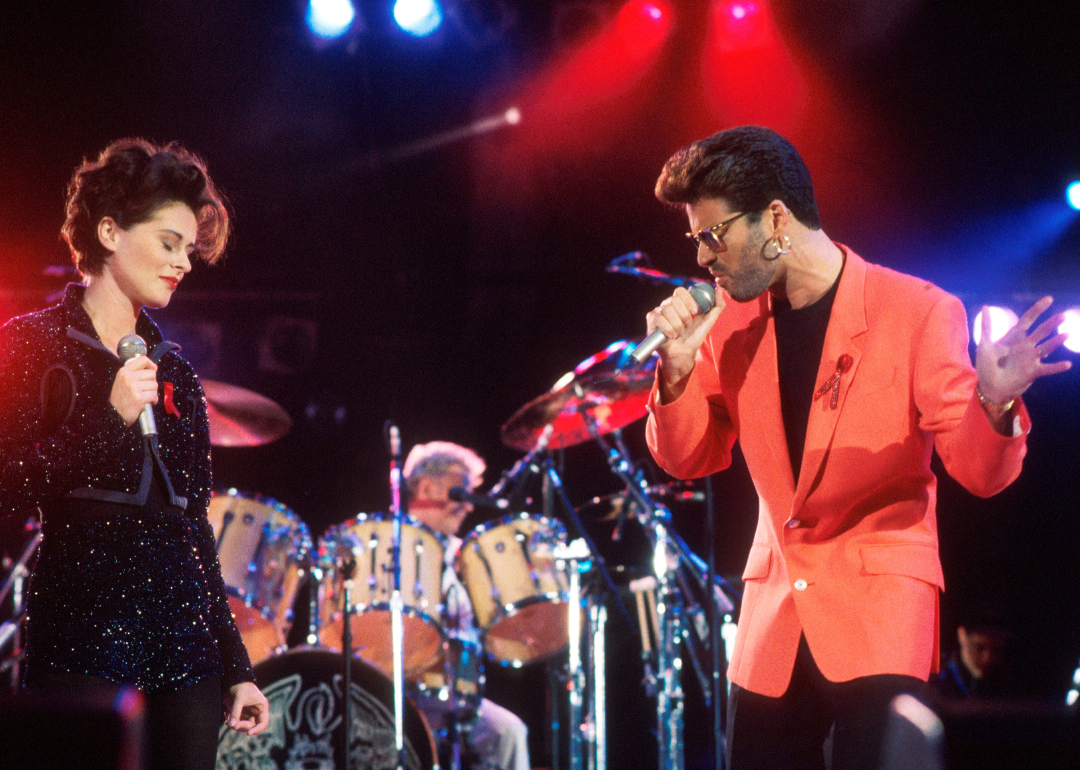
top-left (202, 380), bottom-right (292, 447)
top-left (500, 339), bottom-right (655, 451)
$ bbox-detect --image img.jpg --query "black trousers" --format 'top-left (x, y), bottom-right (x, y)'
top-left (27, 671), bottom-right (223, 770)
top-left (727, 636), bottom-right (923, 770)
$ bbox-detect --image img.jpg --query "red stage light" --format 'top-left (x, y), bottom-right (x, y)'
top-left (701, 0), bottom-right (804, 132)
top-left (615, 0), bottom-right (673, 57)
top-left (712, 0), bottom-right (767, 49)
top-left (511, 0), bottom-right (674, 151)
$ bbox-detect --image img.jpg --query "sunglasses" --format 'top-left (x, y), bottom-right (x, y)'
top-left (686, 211), bottom-right (747, 253)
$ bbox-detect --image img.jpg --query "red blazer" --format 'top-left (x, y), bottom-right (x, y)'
top-left (646, 248), bottom-right (1029, 697)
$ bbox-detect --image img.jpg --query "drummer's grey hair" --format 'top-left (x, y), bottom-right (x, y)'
top-left (403, 441), bottom-right (486, 492)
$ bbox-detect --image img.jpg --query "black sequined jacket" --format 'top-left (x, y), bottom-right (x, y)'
top-left (0, 284), bottom-right (254, 691)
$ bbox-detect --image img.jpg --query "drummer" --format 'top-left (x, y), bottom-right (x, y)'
top-left (404, 441), bottom-right (531, 770)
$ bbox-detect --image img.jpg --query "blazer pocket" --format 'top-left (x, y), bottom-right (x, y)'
top-left (856, 365), bottom-right (899, 397)
top-left (860, 543), bottom-right (943, 589)
top-left (742, 543), bottom-right (773, 582)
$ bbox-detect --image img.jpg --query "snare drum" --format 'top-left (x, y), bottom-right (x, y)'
top-left (207, 490), bottom-right (311, 664)
top-left (456, 513), bottom-right (571, 665)
top-left (216, 648), bottom-right (436, 770)
top-left (318, 514), bottom-right (446, 677)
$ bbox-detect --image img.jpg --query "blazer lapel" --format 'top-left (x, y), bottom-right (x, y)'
top-left (793, 248), bottom-right (869, 510)
top-left (737, 294), bottom-right (797, 502)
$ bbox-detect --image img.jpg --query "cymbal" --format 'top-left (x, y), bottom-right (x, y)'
top-left (202, 380), bottom-right (292, 447)
top-left (576, 481), bottom-right (705, 519)
top-left (501, 339), bottom-right (655, 451)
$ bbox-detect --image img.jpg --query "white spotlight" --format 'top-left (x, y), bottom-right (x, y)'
top-left (394, 0), bottom-right (443, 36)
top-left (1067, 181), bottom-right (1080, 211)
top-left (972, 306), bottom-right (1019, 345)
top-left (306, 0), bottom-right (356, 39)
top-left (1060, 308), bottom-right (1080, 354)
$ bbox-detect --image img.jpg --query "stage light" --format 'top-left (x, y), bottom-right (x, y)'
top-left (728, 1), bottom-right (754, 20)
top-left (715, 0), bottom-right (764, 42)
top-left (393, 0), bottom-right (443, 36)
top-left (306, 0), bottom-right (356, 39)
top-left (1060, 308), bottom-right (1080, 353)
top-left (615, 0), bottom-right (673, 53)
top-left (1067, 181), bottom-right (1080, 211)
top-left (972, 306), bottom-right (1019, 345)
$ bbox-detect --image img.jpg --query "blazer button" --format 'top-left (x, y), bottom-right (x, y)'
top-left (793, 579), bottom-right (808, 591)
top-left (787, 519), bottom-right (801, 529)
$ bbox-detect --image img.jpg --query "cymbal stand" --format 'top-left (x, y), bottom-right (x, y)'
top-left (542, 463), bottom-right (636, 770)
top-left (568, 551), bottom-right (585, 770)
top-left (585, 427), bottom-right (691, 770)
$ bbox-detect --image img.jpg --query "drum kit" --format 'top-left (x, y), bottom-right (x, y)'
top-left (205, 324), bottom-right (737, 770)
top-left (202, 377), bottom-right (585, 770)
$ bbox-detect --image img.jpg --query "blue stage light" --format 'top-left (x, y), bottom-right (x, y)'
top-left (306, 0), bottom-right (356, 39)
top-left (393, 0), bottom-right (443, 36)
top-left (1067, 181), bottom-right (1080, 211)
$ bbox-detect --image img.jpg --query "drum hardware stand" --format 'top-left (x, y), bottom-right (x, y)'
top-left (588, 600), bottom-right (608, 770)
top-left (565, 545), bottom-right (586, 770)
top-left (555, 542), bottom-right (612, 770)
top-left (704, 474), bottom-right (726, 770)
top-left (306, 560), bottom-right (324, 646)
top-left (340, 556), bottom-right (356, 770)
top-left (578, 415), bottom-right (738, 770)
top-left (386, 422), bottom-right (407, 770)
top-left (0, 519), bottom-right (41, 694)
top-left (547, 660), bottom-right (564, 770)
top-left (545, 480), bottom-right (632, 770)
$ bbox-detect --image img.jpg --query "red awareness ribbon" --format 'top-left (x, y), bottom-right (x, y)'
top-left (163, 382), bottom-right (182, 417)
top-left (813, 354), bottom-right (854, 410)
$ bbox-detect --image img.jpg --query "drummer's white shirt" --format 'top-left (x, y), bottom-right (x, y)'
top-left (442, 535), bottom-right (481, 646)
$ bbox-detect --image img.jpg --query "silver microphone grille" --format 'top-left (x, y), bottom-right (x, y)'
top-left (687, 282), bottom-right (716, 313)
top-left (116, 333), bottom-right (148, 362)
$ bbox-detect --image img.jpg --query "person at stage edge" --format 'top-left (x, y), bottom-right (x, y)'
top-left (642, 126), bottom-right (1071, 770)
top-left (404, 441), bottom-right (531, 770)
top-left (0, 139), bottom-right (270, 770)
top-left (931, 603), bottom-right (1018, 699)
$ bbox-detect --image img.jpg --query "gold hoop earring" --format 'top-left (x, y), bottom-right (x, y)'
top-left (764, 234), bottom-right (791, 261)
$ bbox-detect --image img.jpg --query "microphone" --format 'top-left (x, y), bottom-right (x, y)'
top-left (627, 282), bottom-right (716, 366)
top-left (448, 487), bottom-right (510, 510)
top-left (116, 334), bottom-right (157, 437)
top-left (489, 423), bottom-right (554, 500)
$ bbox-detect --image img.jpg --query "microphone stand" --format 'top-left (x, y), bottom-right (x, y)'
top-left (340, 556), bottom-right (356, 770)
top-left (387, 424), bottom-right (407, 770)
top-left (604, 252), bottom-right (699, 289)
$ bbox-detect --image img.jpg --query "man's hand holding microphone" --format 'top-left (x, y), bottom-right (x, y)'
top-left (644, 283), bottom-right (726, 403)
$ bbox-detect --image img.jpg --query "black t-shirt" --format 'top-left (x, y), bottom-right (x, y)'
top-left (773, 261), bottom-right (844, 483)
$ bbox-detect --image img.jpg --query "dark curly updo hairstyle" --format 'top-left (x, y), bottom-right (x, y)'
top-left (61, 138), bottom-right (230, 276)
top-left (655, 126), bottom-right (821, 230)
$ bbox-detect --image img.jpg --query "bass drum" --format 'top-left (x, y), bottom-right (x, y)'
top-left (216, 648), bottom-right (436, 770)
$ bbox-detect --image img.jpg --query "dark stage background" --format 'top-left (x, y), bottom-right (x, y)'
top-left (2, 0), bottom-right (1080, 766)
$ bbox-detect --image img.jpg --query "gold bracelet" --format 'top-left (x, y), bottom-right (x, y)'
top-left (976, 385), bottom-right (1015, 417)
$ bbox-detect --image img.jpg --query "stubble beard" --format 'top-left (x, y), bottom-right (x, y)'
top-left (724, 234), bottom-right (777, 303)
